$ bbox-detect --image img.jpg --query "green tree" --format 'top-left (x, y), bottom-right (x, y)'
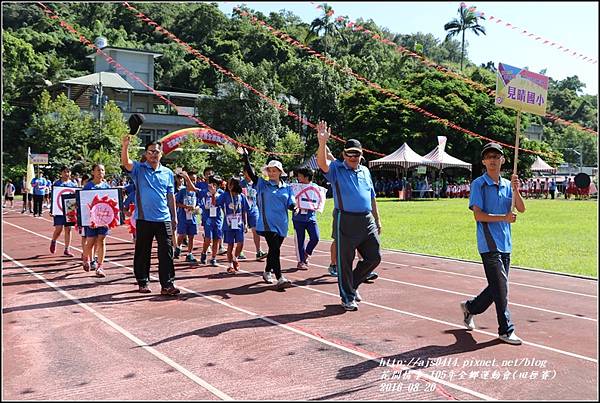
top-left (443, 4), bottom-right (486, 71)
top-left (170, 134), bottom-right (209, 173)
top-left (305, 3), bottom-right (347, 55)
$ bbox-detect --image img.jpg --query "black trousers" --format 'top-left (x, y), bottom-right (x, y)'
top-left (33, 194), bottom-right (44, 216)
top-left (262, 231), bottom-right (285, 280)
top-left (134, 219), bottom-right (175, 288)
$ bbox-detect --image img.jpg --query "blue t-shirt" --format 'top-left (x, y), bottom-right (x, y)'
top-left (469, 173), bottom-right (513, 254)
top-left (176, 188), bottom-right (202, 225)
top-left (254, 177), bottom-right (295, 237)
top-left (83, 180), bottom-right (110, 191)
top-left (241, 179), bottom-right (259, 215)
top-left (31, 177), bottom-right (48, 196)
top-left (53, 179), bottom-right (77, 188)
top-left (128, 161), bottom-right (175, 222)
top-left (217, 192), bottom-right (250, 232)
top-left (323, 160), bottom-right (375, 213)
top-left (123, 183), bottom-right (136, 209)
top-left (200, 189), bottom-right (224, 227)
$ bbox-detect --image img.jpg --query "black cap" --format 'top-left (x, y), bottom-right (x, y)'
top-left (128, 113), bottom-right (145, 135)
top-left (481, 142), bottom-right (504, 157)
top-left (344, 139), bottom-right (362, 152)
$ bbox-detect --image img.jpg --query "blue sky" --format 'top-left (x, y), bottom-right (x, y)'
top-left (217, 1), bottom-right (599, 95)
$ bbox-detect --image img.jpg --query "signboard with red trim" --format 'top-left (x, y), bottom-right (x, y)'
top-left (291, 183), bottom-right (327, 212)
top-left (51, 186), bottom-right (80, 216)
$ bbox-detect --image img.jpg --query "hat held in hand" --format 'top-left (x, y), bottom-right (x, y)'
top-left (128, 113), bottom-right (145, 135)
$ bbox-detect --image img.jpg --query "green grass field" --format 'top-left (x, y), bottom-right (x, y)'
top-left (302, 198), bottom-right (598, 278)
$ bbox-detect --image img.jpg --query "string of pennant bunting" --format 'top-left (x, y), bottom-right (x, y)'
top-left (306, 2), bottom-right (597, 136)
top-left (121, 2), bottom-right (386, 157)
top-left (238, 8), bottom-right (559, 159)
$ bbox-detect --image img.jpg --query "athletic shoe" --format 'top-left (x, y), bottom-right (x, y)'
top-left (63, 249), bottom-right (74, 257)
top-left (296, 261), bottom-right (305, 270)
top-left (227, 266), bottom-right (236, 274)
top-left (185, 253), bottom-right (197, 263)
top-left (95, 267), bottom-right (106, 278)
top-left (499, 332), bottom-right (522, 345)
top-left (210, 258), bottom-right (218, 267)
top-left (460, 301), bottom-right (475, 330)
top-left (354, 290), bottom-right (362, 302)
top-left (365, 272), bottom-right (379, 281)
top-left (174, 246), bottom-right (182, 259)
top-left (160, 286), bottom-right (181, 296)
top-left (276, 276), bottom-right (292, 289)
top-left (256, 250), bottom-right (268, 260)
top-left (200, 253), bottom-right (207, 265)
top-left (262, 271), bottom-right (274, 284)
top-left (138, 285), bottom-right (151, 294)
top-left (238, 253), bottom-right (247, 260)
top-left (328, 264), bottom-right (338, 276)
top-left (50, 240), bottom-right (57, 254)
top-left (82, 260), bottom-right (91, 272)
top-left (233, 260), bottom-right (240, 272)
top-left (342, 300), bottom-right (359, 311)
top-left (217, 247), bottom-right (227, 256)
top-left (90, 259), bottom-right (98, 271)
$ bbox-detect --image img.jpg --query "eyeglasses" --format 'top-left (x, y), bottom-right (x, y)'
top-left (345, 152), bottom-right (362, 158)
top-left (146, 149), bottom-right (161, 155)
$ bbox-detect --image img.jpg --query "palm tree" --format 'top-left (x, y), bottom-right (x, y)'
top-left (304, 3), bottom-right (347, 55)
top-left (444, 3), bottom-right (486, 71)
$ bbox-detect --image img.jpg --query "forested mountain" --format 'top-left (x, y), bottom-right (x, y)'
top-left (2, 2), bottom-right (597, 181)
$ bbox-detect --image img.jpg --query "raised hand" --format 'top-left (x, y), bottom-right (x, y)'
top-left (316, 120), bottom-right (330, 144)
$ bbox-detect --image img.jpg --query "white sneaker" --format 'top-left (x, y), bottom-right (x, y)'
top-left (276, 276), bottom-right (292, 289)
top-left (342, 300), bottom-right (358, 311)
top-left (354, 290), bottom-right (362, 302)
top-left (262, 271), bottom-right (274, 284)
top-left (460, 301), bottom-right (475, 330)
top-left (499, 332), bottom-right (522, 345)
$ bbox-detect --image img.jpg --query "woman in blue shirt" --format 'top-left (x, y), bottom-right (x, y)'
top-left (241, 148), bottom-right (295, 289)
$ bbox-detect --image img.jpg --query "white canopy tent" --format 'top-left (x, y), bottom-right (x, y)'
top-left (530, 156), bottom-right (557, 173)
top-left (368, 142), bottom-right (436, 170)
top-left (422, 137), bottom-right (472, 171)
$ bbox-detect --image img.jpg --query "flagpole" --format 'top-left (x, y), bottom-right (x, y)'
top-left (511, 110), bottom-right (521, 212)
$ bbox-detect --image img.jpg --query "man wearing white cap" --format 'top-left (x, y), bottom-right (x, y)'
top-left (316, 121), bottom-right (382, 311)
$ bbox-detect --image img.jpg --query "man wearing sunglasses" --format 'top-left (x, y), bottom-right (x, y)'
top-left (316, 120), bottom-right (382, 311)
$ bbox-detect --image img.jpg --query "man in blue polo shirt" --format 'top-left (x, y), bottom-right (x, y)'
top-left (316, 120), bottom-right (382, 311)
top-left (121, 135), bottom-right (180, 296)
top-left (461, 142), bottom-right (526, 345)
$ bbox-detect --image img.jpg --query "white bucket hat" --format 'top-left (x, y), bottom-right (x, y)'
top-left (261, 159), bottom-right (287, 176)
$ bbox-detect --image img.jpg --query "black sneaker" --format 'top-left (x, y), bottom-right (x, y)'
top-left (200, 253), bottom-right (207, 264)
top-left (365, 272), bottom-right (379, 282)
top-left (161, 286), bottom-right (181, 296)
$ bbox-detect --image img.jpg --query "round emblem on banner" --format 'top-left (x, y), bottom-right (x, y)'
top-left (88, 195), bottom-right (120, 228)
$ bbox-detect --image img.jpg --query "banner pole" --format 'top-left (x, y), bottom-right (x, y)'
top-left (511, 110), bottom-right (522, 212)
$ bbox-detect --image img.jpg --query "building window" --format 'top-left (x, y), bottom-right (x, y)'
top-left (136, 107), bottom-right (145, 113)
top-left (157, 129), bottom-right (168, 138)
top-left (139, 129), bottom-right (155, 146)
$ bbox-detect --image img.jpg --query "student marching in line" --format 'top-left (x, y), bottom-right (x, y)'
top-left (49, 166), bottom-right (78, 257)
top-left (240, 148), bottom-right (295, 289)
top-left (4, 179), bottom-right (15, 208)
top-left (199, 175), bottom-right (224, 267)
top-left (174, 171), bottom-right (202, 263)
top-left (292, 168), bottom-right (320, 270)
top-left (240, 170), bottom-right (267, 261)
top-left (82, 164), bottom-right (111, 278)
top-left (217, 177), bottom-right (250, 274)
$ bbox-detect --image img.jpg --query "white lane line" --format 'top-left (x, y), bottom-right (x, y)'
top-left (2, 220), bottom-right (495, 400)
top-left (279, 242), bottom-right (598, 299)
top-left (2, 252), bottom-right (233, 401)
top-left (275, 244), bottom-right (597, 321)
top-left (5, 220), bottom-right (598, 365)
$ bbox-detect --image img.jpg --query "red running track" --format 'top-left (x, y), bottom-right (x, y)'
top-left (2, 208), bottom-right (597, 400)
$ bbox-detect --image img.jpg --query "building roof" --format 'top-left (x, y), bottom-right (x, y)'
top-left (131, 90), bottom-right (216, 99)
top-left (86, 46), bottom-right (162, 59)
top-left (59, 72), bottom-right (134, 89)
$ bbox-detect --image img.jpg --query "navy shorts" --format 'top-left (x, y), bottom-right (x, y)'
top-left (84, 226), bottom-right (110, 238)
top-left (53, 215), bottom-right (67, 226)
top-left (177, 220), bottom-right (198, 236)
top-left (224, 229), bottom-right (244, 245)
top-left (204, 222), bottom-right (222, 240)
top-left (247, 211), bottom-right (259, 229)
